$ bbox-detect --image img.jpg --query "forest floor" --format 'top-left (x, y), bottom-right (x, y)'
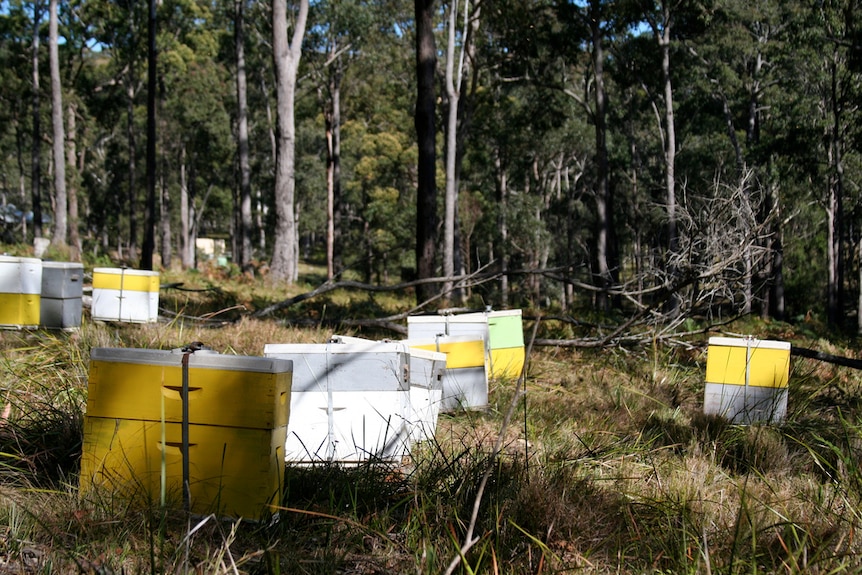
top-left (1, 263), bottom-right (861, 574)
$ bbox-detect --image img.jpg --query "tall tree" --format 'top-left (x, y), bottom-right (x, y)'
top-left (643, 0), bottom-right (680, 311)
top-left (306, 0), bottom-right (366, 280)
top-left (140, 0), bottom-right (157, 270)
top-left (66, 101), bottom-right (80, 260)
top-left (48, 0), bottom-right (65, 247)
top-left (271, 0), bottom-right (309, 283)
top-left (30, 1), bottom-right (43, 240)
top-left (442, 0), bottom-right (479, 302)
top-left (235, 0), bottom-right (253, 273)
top-left (587, 0), bottom-right (617, 310)
top-left (414, 0), bottom-right (438, 303)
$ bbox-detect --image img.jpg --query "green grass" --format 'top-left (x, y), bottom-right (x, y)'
top-left (2, 267), bottom-right (862, 573)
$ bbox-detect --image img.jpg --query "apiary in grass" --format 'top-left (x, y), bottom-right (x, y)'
top-left (0, 255), bottom-right (41, 329)
top-left (407, 309), bottom-right (525, 379)
top-left (264, 340), bottom-right (412, 464)
top-left (80, 348), bottom-right (292, 520)
top-left (703, 336), bottom-right (791, 424)
top-left (91, 267), bottom-right (160, 323)
top-left (40, 261), bottom-right (84, 329)
top-left (405, 335), bottom-right (488, 412)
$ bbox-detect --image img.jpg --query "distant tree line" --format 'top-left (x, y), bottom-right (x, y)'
top-left (1, 0), bottom-right (862, 330)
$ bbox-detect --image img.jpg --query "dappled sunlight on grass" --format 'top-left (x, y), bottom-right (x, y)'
top-left (2, 267), bottom-right (862, 572)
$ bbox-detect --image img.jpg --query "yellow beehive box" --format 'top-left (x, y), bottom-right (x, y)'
top-left (486, 310), bottom-right (525, 378)
top-left (91, 267), bottom-right (160, 323)
top-left (0, 255), bottom-right (41, 328)
top-left (79, 416), bottom-right (286, 520)
top-left (704, 337), bottom-right (791, 424)
top-left (86, 348), bottom-right (292, 429)
top-left (80, 348), bottom-right (292, 519)
top-left (409, 336), bottom-right (486, 369)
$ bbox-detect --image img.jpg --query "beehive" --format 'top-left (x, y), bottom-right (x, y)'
top-left (80, 348), bottom-right (292, 519)
top-left (91, 267), bottom-right (160, 323)
top-left (406, 335), bottom-right (488, 412)
top-left (703, 336), bottom-right (791, 424)
top-left (407, 309), bottom-right (525, 379)
top-left (40, 261), bottom-right (84, 329)
top-left (0, 255), bottom-right (41, 328)
top-left (264, 340), bottom-right (411, 464)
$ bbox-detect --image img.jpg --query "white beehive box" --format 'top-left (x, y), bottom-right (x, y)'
top-left (91, 267), bottom-right (159, 323)
top-left (264, 340), bottom-right (412, 464)
top-left (0, 255), bottom-right (42, 328)
top-left (330, 335), bottom-right (446, 443)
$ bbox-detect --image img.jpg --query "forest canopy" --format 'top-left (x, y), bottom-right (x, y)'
top-left (1, 0), bottom-right (861, 332)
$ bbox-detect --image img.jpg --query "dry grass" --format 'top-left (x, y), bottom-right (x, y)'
top-left (1, 269), bottom-right (862, 573)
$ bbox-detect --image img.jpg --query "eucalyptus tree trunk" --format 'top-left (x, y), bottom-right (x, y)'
top-left (769, 179), bottom-right (785, 320)
top-left (31, 4), bottom-right (43, 240)
top-left (415, 0), bottom-right (438, 303)
top-left (589, 0), bottom-right (616, 310)
top-left (159, 170), bottom-right (172, 268)
top-left (140, 0), bottom-right (157, 270)
top-left (442, 0), bottom-right (479, 303)
top-left (494, 147), bottom-right (509, 306)
top-left (270, 0), bottom-right (309, 284)
top-left (659, 6), bottom-right (677, 270)
top-left (442, 0), bottom-right (461, 299)
top-left (49, 0), bottom-right (67, 247)
top-left (126, 75), bottom-right (138, 262)
top-left (323, 55), bottom-right (342, 280)
top-left (180, 145), bottom-right (192, 268)
top-left (260, 74), bottom-right (274, 251)
top-left (826, 52), bottom-right (845, 328)
top-left (236, 0), bottom-right (253, 273)
top-left (66, 102), bottom-right (81, 261)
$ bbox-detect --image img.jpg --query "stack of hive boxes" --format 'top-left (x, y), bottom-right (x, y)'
top-left (406, 309), bottom-right (525, 412)
top-left (0, 255), bottom-right (42, 329)
top-left (40, 261), bottom-right (84, 329)
top-left (703, 336), bottom-right (791, 424)
top-left (91, 267), bottom-right (160, 323)
top-left (80, 348), bottom-right (293, 519)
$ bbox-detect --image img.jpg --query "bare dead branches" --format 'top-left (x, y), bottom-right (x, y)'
top-left (244, 170), bottom-right (776, 349)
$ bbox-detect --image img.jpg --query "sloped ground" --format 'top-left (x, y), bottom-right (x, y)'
top-left (1, 278), bottom-right (862, 573)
